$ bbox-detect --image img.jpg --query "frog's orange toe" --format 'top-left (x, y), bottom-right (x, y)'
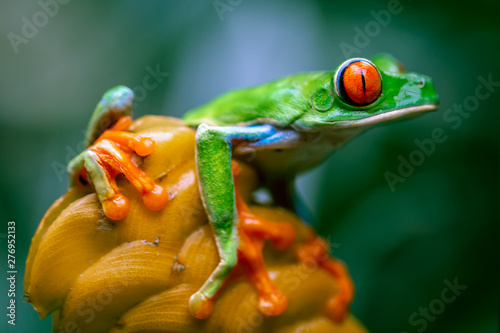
top-left (102, 194), bottom-right (130, 220)
top-left (142, 184), bottom-right (169, 211)
top-left (133, 137), bottom-right (155, 156)
top-left (189, 292), bottom-right (214, 319)
top-left (326, 294), bottom-right (349, 323)
top-left (258, 289), bottom-right (288, 317)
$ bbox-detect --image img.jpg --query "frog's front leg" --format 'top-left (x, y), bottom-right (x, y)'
top-left (68, 87), bottom-right (168, 220)
top-left (189, 124), bottom-right (294, 319)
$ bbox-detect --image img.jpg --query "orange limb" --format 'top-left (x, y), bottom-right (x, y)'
top-left (85, 116), bottom-right (168, 220)
top-left (295, 236), bottom-right (355, 323)
top-left (95, 159), bottom-right (130, 221)
top-left (236, 194), bottom-right (296, 252)
top-left (231, 161), bottom-right (295, 316)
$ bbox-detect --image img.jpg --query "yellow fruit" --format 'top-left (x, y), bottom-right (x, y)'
top-left (24, 186), bottom-right (91, 292)
top-left (59, 239), bottom-right (178, 332)
top-left (109, 284), bottom-right (202, 333)
top-left (27, 193), bottom-right (121, 318)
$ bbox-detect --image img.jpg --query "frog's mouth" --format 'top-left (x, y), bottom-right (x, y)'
top-left (331, 103), bottom-right (439, 129)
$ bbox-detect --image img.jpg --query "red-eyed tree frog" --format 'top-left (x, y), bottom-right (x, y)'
top-left (67, 54), bottom-right (439, 322)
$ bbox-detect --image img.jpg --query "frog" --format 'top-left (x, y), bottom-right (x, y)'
top-left (67, 53), bottom-right (439, 323)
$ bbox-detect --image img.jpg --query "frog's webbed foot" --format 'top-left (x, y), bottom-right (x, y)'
top-left (295, 236), bottom-right (354, 323)
top-left (233, 161), bottom-right (296, 316)
top-left (71, 116), bottom-right (168, 220)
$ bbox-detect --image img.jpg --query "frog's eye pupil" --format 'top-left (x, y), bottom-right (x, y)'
top-left (336, 59), bottom-right (382, 106)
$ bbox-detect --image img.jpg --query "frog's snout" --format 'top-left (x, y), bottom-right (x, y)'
top-left (425, 81), bottom-right (439, 107)
top-left (399, 73), bottom-right (439, 109)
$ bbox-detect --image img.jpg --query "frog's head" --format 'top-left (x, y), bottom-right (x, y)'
top-left (294, 54), bottom-right (439, 142)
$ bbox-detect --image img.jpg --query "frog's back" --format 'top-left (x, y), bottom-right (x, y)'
top-left (183, 72), bottom-right (332, 127)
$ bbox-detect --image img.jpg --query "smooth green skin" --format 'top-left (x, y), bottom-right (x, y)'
top-left (68, 54), bottom-right (439, 313)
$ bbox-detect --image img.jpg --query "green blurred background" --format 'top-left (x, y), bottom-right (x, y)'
top-left (1, 0), bottom-right (498, 332)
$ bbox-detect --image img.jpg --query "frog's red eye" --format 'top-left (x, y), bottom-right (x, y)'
top-left (335, 59), bottom-right (382, 106)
